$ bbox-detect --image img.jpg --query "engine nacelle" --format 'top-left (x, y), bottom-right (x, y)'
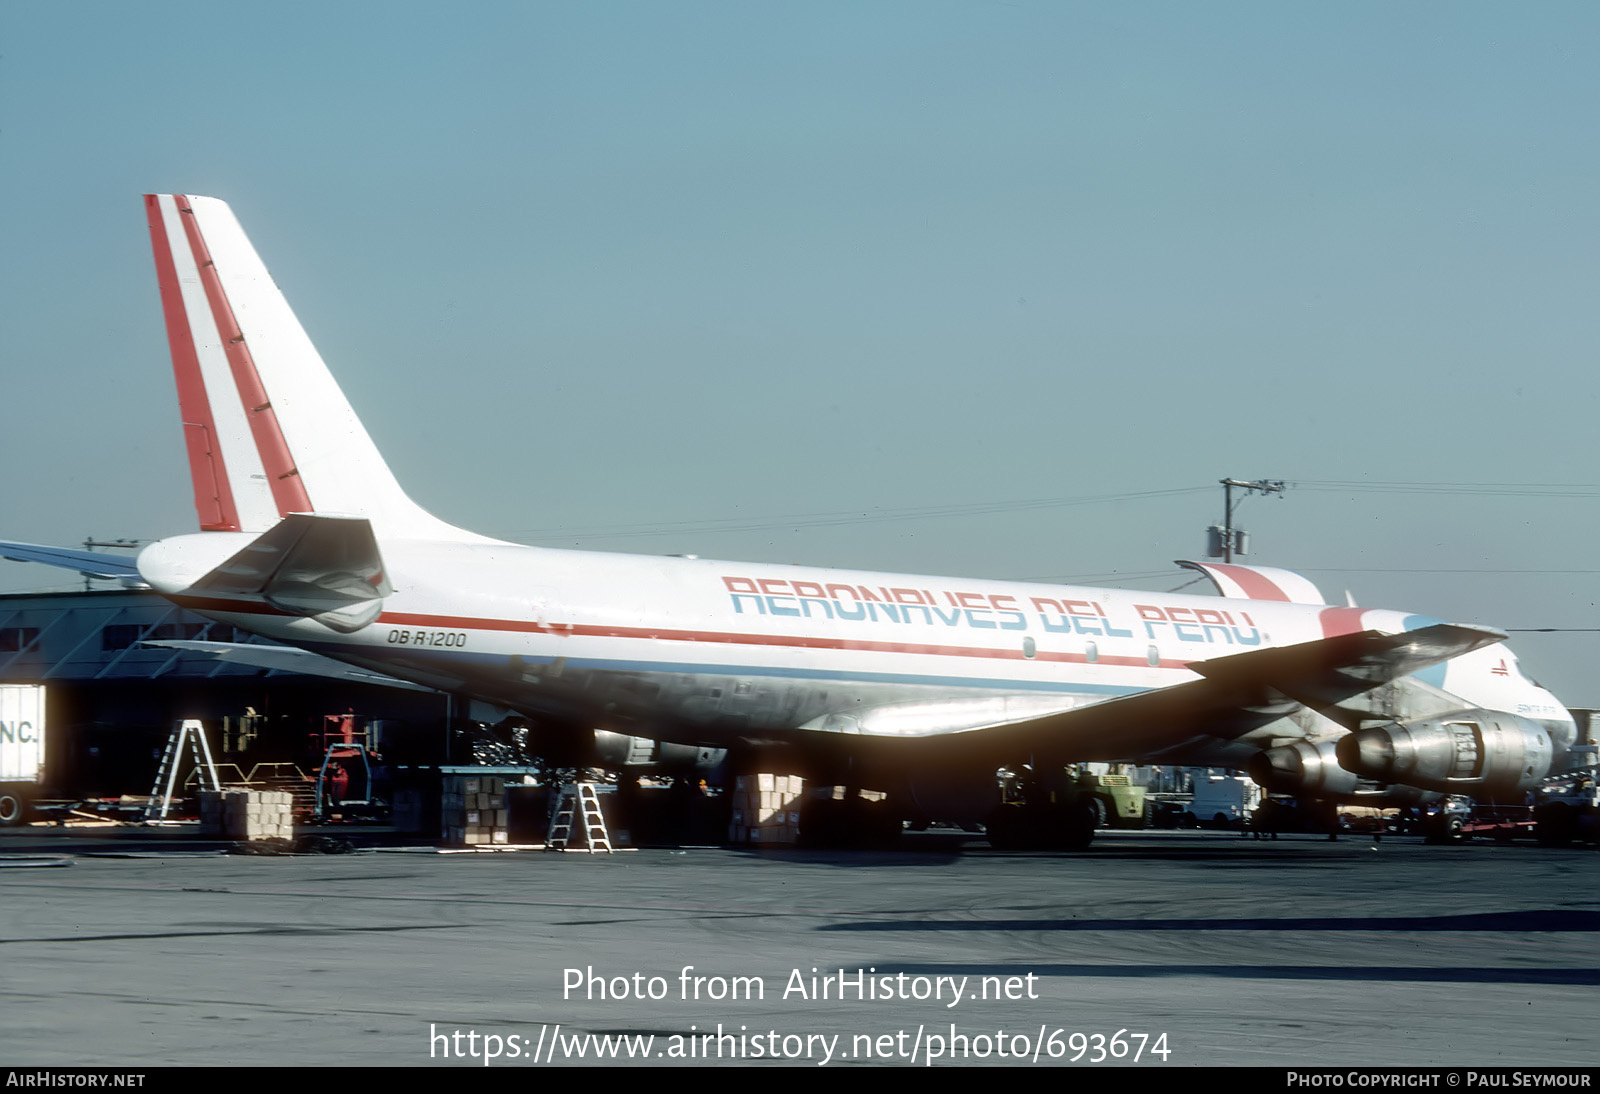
top-left (1249, 739), bottom-right (1438, 806)
top-left (1336, 712), bottom-right (1559, 798)
top-left (1252, 740), bottom-right (1361, 797)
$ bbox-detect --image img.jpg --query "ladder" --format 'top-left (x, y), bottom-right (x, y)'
top-left (545, 783), bottom-right (613, 853)
top-left (145, 720), bottom-right (221, 821)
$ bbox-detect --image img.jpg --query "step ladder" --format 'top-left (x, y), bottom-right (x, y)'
top-left (145, 720), bottom-right (221, 821)
top-left (545, 783), bottom-right (613, 853)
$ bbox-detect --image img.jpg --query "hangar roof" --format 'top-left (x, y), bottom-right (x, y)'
top-left (0, 589), bottom-right (297, 682)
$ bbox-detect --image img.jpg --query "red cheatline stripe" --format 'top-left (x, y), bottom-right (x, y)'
top-left (1206, 563), bottom-right (1290, 602)
top-left (173, 195), bottom-right (313, 518)
top-left (169, 597), bottom-right (1192, 670)
top-left (145, 195), bottom-right (241, 532)
top-left (1318, 606), bottom-right (1367, 638)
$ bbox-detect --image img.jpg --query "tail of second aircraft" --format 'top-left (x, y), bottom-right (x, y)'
top-left (144, 194), bottom-right (486, 542)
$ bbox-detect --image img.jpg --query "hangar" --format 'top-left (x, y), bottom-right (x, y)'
top-left (0, 587), bottom-right (452, 808)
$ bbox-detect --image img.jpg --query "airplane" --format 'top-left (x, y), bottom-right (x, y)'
top-left (5, 194), bottom-right (1586, 847)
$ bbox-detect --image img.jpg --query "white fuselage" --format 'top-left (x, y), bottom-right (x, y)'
top-left (138, 532), bottom-right (1571, 769)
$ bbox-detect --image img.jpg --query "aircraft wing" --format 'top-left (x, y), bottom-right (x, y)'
top-left (141, 639), bottom-right (437, 691)
top-left (831, 623), bottom-right (1505, 764)
top-left (0, 541), bottom-right (148, 587)
top-left (1185, 621), bottom-right (1506, 729)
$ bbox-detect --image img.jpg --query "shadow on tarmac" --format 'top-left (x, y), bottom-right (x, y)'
top-left (850, 962), bottom-right (1600, 986)
top-left (820, 909), bottom-right (1600, 932)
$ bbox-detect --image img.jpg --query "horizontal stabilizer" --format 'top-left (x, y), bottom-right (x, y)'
top-left (185, 514), bottom-right (390, 633)
top-left (0, 541), bottom-right (148, 587)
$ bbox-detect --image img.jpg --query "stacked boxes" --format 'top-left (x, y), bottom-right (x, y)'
top-left (822, 786), bottom-right (886, 803)
top-left (391, 786), bottom-right (428, 834)
top-left (200, 789), bottom-right (293, 841)
top-left (728, 774), bottom-right (803, 845)
top-left (441, 775), bottom-right (509, 846)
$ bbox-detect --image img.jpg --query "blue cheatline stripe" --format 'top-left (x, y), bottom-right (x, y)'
top-left (302, 643), bottom-right (1153, 697)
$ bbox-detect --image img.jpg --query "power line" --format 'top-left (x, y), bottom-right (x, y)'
top-left (496, 486), bottom-right (1210, 542)
top-left (1296, 479), bottom-right (1600, 498)
top-left (497, 478), bottom-right (1600, 544)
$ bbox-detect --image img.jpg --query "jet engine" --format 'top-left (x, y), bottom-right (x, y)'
top-left (1336, 712), bottom-right (1565, 798)
top-left (1249, 739), bottom-right (1438, 806)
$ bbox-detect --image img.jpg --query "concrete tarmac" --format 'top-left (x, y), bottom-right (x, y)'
top-left (0, 828), bottom-right (1594, 1068)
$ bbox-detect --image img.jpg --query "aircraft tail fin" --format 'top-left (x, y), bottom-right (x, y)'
top-left (143, 194), bottom-right (485, 542)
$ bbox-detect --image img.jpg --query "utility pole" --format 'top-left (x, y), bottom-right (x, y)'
top-left (1208, 479), bottom-right (1286, 563)
top-left (80, 537), bottom-right (142, 591)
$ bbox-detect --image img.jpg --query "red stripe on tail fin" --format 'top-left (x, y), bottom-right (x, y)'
top-left (145, 194), bottom-right (242, 531)
top-left (171, 195), bottom-right (313, 519)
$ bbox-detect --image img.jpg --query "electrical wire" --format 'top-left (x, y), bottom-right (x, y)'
top-left (497, 486), bottom-right (1209, 542)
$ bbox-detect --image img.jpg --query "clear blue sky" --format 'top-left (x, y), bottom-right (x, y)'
top-left (3, 2), bottom-right (1598, 701)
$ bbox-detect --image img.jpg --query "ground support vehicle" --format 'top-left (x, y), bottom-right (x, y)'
top-left (0, 684), bottom-right (45, 826)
